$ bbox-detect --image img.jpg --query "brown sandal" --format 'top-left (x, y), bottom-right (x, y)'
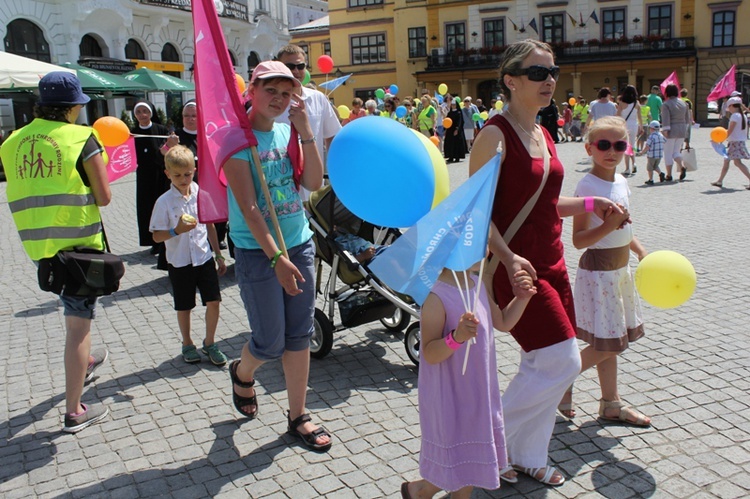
top-left (598, 399), bottom-right (651, 427)
top-left (229, 360), bottom-right (258, 419)
top-left (287, 411), bottom-right (332, 452)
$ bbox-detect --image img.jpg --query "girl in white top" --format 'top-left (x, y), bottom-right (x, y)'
top-left (558, 116), bottom-right (651, 427)
top-left (616, 85), bottom-right (642, 175)
top-left (711, 97), bottom-right (750, 189)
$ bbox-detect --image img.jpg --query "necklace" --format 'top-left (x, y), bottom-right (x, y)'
top-left (504, 108), bottom-right (541, 146)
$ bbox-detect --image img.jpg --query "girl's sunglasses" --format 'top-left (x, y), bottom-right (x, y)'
top-left (591, 139), bottom-right (628, 152)
top-left (511, 65), bottom-right (560, 81)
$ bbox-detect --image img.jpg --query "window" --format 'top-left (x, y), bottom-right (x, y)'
top-left (446, 22), bottom-right (465, 53)
top-left (483, 19), bottom-right (505, 48)
top-left (299, 44), bottom-right (309, 61)
top-left (323, 42), bottom-right (331, 56)
top-left (602, 8), bottom-right (626, 39)
top-left (355, 89), bottom-right (375, 102)
top-left (541, 14), bottom-right (564, 44)
top-left (125, 38), bottom-right (146, 60)
top-left (257, 0), bottom-right (268, 12)
top-left (712, 11), bottom-right (735, 47)
top-left (351, 34), bottom-right (386, 64)
top-left (80, 34), bottom-right (103, 58)
top-left (648, 5), bottom-right (672, 38)
top-left (349, 0), bottom-right (383, 7)
top-left (408, 27), bottom-right (427, 57)
top-left (4, 19), bottom-right (50, 62)
top-left (228, 50), bottom-right (237, 66)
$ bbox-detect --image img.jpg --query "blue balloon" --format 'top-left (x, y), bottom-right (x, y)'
top-left (436, 95), bottom-right (444, 104)
top-left (328, 118), bottom-right (435, 227)
top-left (389, 84), bottom-right (399, 95)
top-left (395, 105), bottom-right (407, 118)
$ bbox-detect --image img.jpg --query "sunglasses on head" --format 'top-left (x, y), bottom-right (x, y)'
top-left (591, 139), bottom-right (628, 152)
top-left (511, 65), bottom-right (560, 81)
top-left (284, 62), bottom-right (306, 71)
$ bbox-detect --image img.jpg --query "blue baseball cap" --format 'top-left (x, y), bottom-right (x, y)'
top-left (38, 71), bottom-right (90, 106)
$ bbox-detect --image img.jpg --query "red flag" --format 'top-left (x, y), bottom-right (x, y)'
top-left (660, 71), bottom-right (681, 98)
top-left (191, 0), bottom-right (257, 223)
top-left (706, 65), bottom-right (736, 102)
top-left (104, 136), bottom-right (137, 183)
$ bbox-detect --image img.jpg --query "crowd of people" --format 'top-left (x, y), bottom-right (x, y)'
top-left (2, 37), bottom-right (749, 498)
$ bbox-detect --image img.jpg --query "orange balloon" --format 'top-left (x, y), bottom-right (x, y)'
top-left (710, 127), bottom-right (728, 143)
top-left (429, 136), bottom-right (440, 147)
top-left (443, 117), bottom-right (453, 128)
top-left (235, 73), bottom-right (247, 94)
top-left (568, 97), bottom-right (576, 106)
top-left (93, 116), bottom-right (130, 147)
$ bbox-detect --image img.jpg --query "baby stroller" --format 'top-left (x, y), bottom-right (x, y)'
top-left (306, 185), bottom-right (421, 365)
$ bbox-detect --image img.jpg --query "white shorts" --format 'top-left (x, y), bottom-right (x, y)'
top-left (463, 127), bottom-right (475, 140)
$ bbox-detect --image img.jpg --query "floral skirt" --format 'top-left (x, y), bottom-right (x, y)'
top-left (727, 141), bottom-right (750, 160)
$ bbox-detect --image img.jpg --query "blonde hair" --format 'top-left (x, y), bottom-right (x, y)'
top-left (586, 116), bottom-right (628, 141)
top-left (499, 40), bottom-right (555, 102)
top-left (276, 44), bottom-right (306, 60)
top-left (165, 145), bottom-right (195, 171)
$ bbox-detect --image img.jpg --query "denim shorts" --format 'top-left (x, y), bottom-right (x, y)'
top-left (234, 239), bottom-right (315, 360)
top-left (60, 294), bottom-right (97, 320)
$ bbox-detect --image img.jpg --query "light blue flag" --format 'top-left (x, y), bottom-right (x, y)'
top-left (369, 153), bottom-right (501, 305)
top-left (318, 73), bottom-right (352, 92)
top-left (710, 141), bottom-right (728, 159)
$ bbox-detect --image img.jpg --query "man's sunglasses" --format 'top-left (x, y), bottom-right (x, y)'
top-left (285, 62), bottom-right (306, 71)
top-left (511, 65), bottom-right (560, 81)
top-left (591, 139), bottom-right (628, 152)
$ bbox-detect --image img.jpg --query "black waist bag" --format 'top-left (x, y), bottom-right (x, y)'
top-left (38, 247), bottom-right (125, 297)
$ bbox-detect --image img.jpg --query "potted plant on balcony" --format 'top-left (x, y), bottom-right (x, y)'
top-left (617, 35), bottom-right (629, 45)
top-left (632, 34), bottom-right (644, 43)
top-left (573, 39), bottom-right (585, 48)
top-left (587, 38), bottom-right (601, 46)
top-left (646, 33), bottom-right (662, 42)
top-left (454, 46), bottom-right (465, 64)
top-left (479, 46), bottom-right (491, 55)
top-left (602, 37), bottom-right (617, 46)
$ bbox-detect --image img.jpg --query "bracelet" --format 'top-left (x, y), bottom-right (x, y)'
top-left (444, 330), bottom-right (462, 350)
top-left (215, 254), bottom-right (225, 261)
top-left (161, 144), bottom-right (170, 151)
top-left (169, 227), bottom-right (178, 237)
top-left (300, 137), bottom-right (316, 144)
top-left (584, 196), bottom-right (595, 213)
top-left (270, 250), bottom-right (283, 268)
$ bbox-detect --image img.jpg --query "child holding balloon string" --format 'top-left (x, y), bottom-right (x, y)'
top-left (557, 116), bottom-right (651, 427)
top-left (710, 96), bottom-right (750, 189)
top-left (401, 263), bottom-right (537, 498)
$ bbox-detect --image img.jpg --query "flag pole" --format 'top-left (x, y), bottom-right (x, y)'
top-left (250, 146), bottom-right (288, 258)
top-left (462, 258), bottom-right (486, 375)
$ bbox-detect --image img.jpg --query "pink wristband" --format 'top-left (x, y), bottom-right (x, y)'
top-left (445, 330), bottom-right (462, 350)
top-left (584, 196), bottom-right (595, 213)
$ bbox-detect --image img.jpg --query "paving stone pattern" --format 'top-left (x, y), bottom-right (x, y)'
top-left (1, 127), bottom-right (749, 498)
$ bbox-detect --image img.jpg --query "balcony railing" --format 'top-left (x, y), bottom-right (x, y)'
top-left (424, 37), bottom-right (695, 71)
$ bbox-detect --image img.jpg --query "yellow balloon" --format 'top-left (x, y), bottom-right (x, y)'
top-left (337, 105), bottom-right (351, 120)
top-left (635, 250), bottom-right (696, 309)
top-left (438, 83), bottom-right (448, 95)
top-left (410, 129), bottom-right (449, 208)
top-left (495, 100), bottom-right (504, 110)
top-left (710, 127), bottom-right (728, 143)
top-left (480, 111), bottom-right (489, 120)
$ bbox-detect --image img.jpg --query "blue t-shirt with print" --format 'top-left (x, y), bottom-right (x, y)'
top-left (228, 123), bottom-right (312, 250)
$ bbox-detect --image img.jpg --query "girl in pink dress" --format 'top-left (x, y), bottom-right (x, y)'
top-left (401, 266), bottom-right (536, 499)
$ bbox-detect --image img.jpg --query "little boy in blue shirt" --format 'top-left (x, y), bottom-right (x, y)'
top-left (638, 120), bottom-right (667, 185)
top-left (150, 145), bottom-right (228, 365)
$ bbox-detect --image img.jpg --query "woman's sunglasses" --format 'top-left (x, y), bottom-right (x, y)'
top-left (591, 139), bottom-right (628, 152)
top-left (511, 65), bottom-right (560, 81)
top-left (284, 62), bottom-right (306, 71)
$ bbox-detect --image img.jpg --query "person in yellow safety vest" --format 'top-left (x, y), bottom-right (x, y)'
top-left (417, 94), bottom-right (437, 138)
top-left (0, 72), bottom-right (112, 434)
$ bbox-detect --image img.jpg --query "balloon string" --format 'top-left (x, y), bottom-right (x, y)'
top-left (130, 134), bottom-right (172, 139)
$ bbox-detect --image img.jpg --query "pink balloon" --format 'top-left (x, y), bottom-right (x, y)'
top-left (556, 118), bottom-right (564, 126)
top-left (317, 55), bottom-right (334, 74)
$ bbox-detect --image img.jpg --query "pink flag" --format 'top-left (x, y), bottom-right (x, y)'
top-left (660, 71), bottom-right (681, 98)
top-left (104, 136), bottom-right (137, 183)
top-left (191, 0), bottom-right (257, 223)
top-left (706, 65), bottom-right (736, 102)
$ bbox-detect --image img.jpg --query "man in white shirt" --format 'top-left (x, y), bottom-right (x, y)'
top-left (275, 45), bottom-right (341, 200)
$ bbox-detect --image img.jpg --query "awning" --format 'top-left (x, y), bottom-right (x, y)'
top-left (0, 52), bottom-right (75, 90)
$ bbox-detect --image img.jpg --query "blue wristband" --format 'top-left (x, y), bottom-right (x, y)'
top-left (169, 227), bottom-right (178, 237)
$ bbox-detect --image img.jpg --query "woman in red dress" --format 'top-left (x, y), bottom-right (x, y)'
top-left (469, 39), bottom-right (625, 487)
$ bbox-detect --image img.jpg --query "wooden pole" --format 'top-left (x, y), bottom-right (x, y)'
top-left (250, 145), bottom-right (288, 258)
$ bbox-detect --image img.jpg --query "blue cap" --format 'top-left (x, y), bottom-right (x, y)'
top-left (38, 71), bottom-right (90, 106)
top-left (648, 120), bottom-right (661, 129)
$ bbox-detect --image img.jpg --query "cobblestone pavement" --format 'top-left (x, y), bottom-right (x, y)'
top-left (1, 126), bottom-right (749, 498)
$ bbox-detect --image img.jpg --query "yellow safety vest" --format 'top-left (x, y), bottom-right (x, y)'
top-left (418, 106), bottom-right (436, 131)
top-left (1, 119), bottom-right (108, 261)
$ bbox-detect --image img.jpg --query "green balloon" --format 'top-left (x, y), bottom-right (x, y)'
top-left (302, 69), bottom-right (311, 85)
top-left (472, 112), bottom-right (481, 121)
top-left (375, 88), bottom-right (385, 99)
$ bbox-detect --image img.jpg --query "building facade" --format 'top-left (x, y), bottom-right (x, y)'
top-left (1, 0), bottom-right (290, 132)
top-left (292, 0), bottom-right (749, 122)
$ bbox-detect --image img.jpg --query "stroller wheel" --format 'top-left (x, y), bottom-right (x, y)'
top-left (311, 308), bottom-right (334, 359)
top-left (380, 308), bottom-right (411, 332)
top-left (404, 322), bottom-right (421, 367)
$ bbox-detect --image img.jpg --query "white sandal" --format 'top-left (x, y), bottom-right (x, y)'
top-left (514, 465), bottom-right (565, 486)
top-left (499, 466), bottom-right (518, 484)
